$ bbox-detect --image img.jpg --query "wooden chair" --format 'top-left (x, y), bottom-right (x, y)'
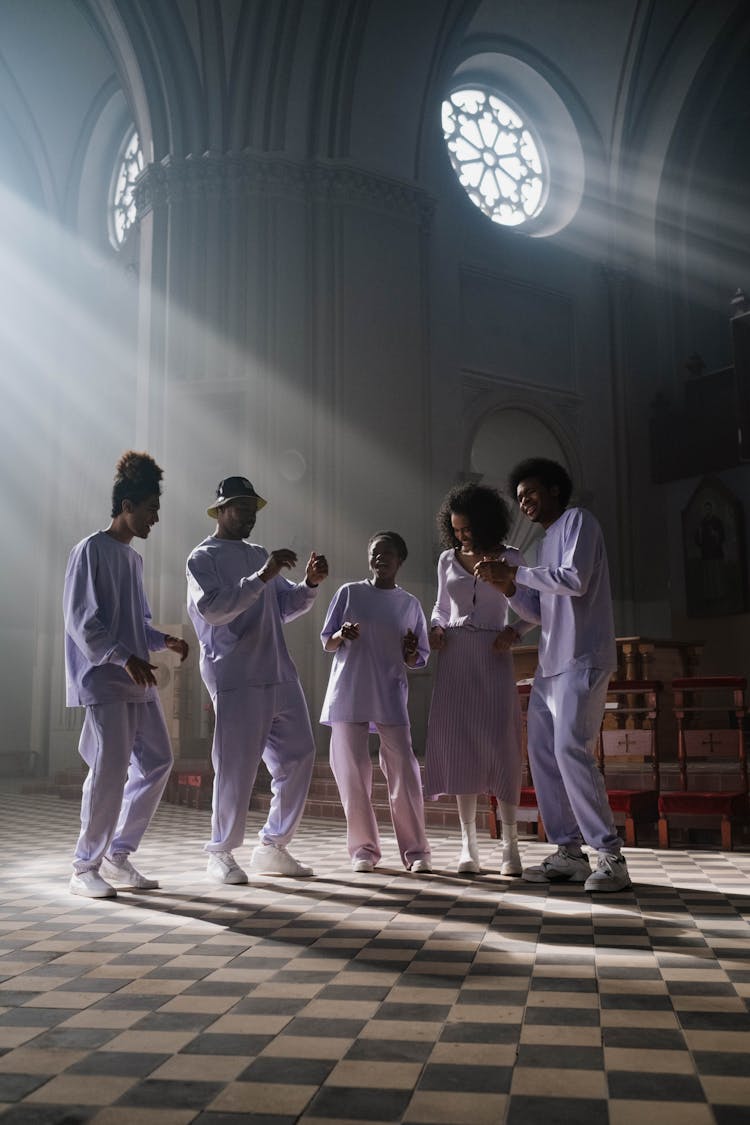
top-left (597, 679), bottom-right (662, 847)
top-left (489, 683), bottom-right (545, 840)
top-left (166, 757), bottom-right (214, 810)
top-left (658, 676), bottom-right (748, 850)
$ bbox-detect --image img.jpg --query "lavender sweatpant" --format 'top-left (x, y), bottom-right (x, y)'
top-left (73, 699), bottom-right (173, 873)
top-left (527, 665), bottom-right (621, 855)
top-left (207, 679), bottom-right (315, 853)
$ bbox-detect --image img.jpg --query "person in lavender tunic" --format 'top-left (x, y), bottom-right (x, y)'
top-left (475, 458), bottom-right (630, 893)
top-left (320, 532), bottom-right (432, 873)
top-left (63, 451), bottom-right (189, 899)
top-left (424, 483), bottom-right (531, 876)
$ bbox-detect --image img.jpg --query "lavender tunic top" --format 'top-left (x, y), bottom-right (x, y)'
top-left (63, 531), bottom-right (167, 707)
top-left (320, 581), bottom-right (429, 728)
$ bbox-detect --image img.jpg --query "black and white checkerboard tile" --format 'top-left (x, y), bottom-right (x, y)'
top-left (0, 793), bottom-right (749, 1124)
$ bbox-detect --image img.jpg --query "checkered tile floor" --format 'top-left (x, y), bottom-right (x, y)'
top-left (1, 794), bottom-right (749, 1124)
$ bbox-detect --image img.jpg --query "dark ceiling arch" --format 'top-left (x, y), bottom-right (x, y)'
top-left (83, 0), bottom-right (208, 160)
top-left (227, 0), bottom-right (301, 152)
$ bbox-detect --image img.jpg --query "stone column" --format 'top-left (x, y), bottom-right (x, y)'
top-left (134, 152), bottom-right (436, 752)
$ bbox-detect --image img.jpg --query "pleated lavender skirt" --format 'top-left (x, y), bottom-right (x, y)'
top-left (423, 626), bottom-right (522, 802)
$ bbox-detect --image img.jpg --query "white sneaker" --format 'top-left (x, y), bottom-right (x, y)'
top-left (101, 854), bottom-right (159, 890)
top-left (206, 851), bottom-right (248, 884)
top-left (69, 870), bottom-right (116, 899)
top-left (410, 858), bottom-right (432, 874)
top-left (584, 853), bottom-right (631, 893)
top-left (352, 858), bottom-right (375, 873)
top-left (457, 844), bottom-right (481, 875)
top-left (500, 840), bottom-right (522, 877)
top-left (523, 846), bottom-right (591, 884)
top-left (249, 843), bottom-right (313, 877)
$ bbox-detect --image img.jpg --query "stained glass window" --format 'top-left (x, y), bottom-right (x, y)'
top-left (110, 130), bottom-right (144, 247)
top-left (442, 88), bottom-right (547, 227)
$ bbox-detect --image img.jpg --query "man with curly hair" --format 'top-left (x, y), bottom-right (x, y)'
top-left (475, 458), bottom-right (629, 893)
top-left (63, 452), bottom-right (188, 898)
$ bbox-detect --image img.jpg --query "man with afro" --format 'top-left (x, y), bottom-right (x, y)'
top-left (63, 451), bottom-right (188, 897)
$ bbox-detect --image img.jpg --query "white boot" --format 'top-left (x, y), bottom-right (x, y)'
top-left (458, 824), bottom-right (481, 874)
top-left (498, 803), bottom-right (521, 876)
top-left (456, 796), bottom-right (481, 874)
top-left (501, 837), bottom-right (522, 876)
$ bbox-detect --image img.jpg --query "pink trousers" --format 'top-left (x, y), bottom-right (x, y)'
top-left (329, 722), bottom-right (431, 868)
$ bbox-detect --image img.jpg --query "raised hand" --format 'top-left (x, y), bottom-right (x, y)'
top-left (306, 551), bottom-right (329, 586)
top-left (260, 548), bottom-right (298, 582)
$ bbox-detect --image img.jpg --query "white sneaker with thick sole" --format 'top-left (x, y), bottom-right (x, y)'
top-left (410, 858), bottom-right (432, 874)
top-left (69, 870), bottom-right (116, 898)
top-left (249, 843), bottom-right (313, 877)
top-left (101, 854), bottom-right (159, 890)
top-left (457, 849), bottom-right (481, 875)
top-left (500, 840), bottom-right (522, 877)
top-left (206, 851), bottom-right (248, 884)
top-left (523, 846), bottom-right (591, 884)
top-left (584, 853), bottom-right (631, 893)
top-left (352, 858), bottom-right (375, 873)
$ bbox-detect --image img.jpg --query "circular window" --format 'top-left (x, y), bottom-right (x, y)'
top-left (109, 129), bottom-right (144, 248)
top-left (442, 87), bottom-right (547, 227)
top-left (441, 54), bottom-right (585, 237)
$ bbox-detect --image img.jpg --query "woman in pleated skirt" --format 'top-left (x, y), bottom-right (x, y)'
top-left (424, 483), bottom-right (530, 875)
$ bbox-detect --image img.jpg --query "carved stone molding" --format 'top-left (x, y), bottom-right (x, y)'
top-left (460, 371), bottom-right (584, 448)
top-left (135, 152), bottom-right (435, 229)
top-left (310, 163), bottom-right (435, 228)
top-left (461, 368), bottom-right (582, 409)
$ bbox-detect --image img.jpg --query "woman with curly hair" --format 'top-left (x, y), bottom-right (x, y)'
top-left (424, 482), bottom-right (529, 876)
top-left (63, 451), bottom-right (188, 898)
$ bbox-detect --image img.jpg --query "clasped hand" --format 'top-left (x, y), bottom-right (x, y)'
top-left (474, 555), bottom-right (516, 590)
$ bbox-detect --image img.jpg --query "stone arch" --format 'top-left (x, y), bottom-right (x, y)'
top-left (463, 400), bottom-right (581, 553)
top-left (86, 0), bottom-right (206, 160)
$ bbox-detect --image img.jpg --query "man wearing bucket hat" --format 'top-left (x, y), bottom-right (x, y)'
top-left (187, 476), bottom-right (328, 881)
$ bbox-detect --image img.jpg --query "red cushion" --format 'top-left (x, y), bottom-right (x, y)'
top-left (606, 789), bottom-right (658, 816)
top-left (658, 791), bottom-right (748, 816)
top-left (672, 676), bottom-right (746, 690)
top-left (519, 787), bottom-right (538, 809)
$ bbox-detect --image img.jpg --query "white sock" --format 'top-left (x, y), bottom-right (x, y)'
top-left (456, 794), bottom-right (478, 827)
top-left (497, 801), bottom-right (517, 842)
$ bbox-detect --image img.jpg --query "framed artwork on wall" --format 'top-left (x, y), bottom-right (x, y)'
top-left (682, 476), bottom-right (747, 617)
